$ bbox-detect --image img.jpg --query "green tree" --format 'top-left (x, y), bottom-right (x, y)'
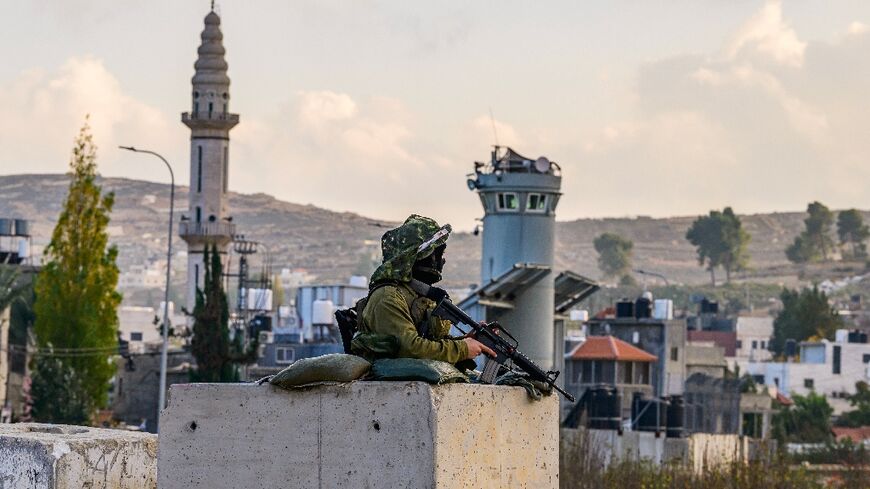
top-left (787, 201), bottom-right (835, 263)
top-left (190, 245), bottom-right (255, 382)
top-left (685, 207), bottom-right (750, 285)
top-left (593, 233), bottom-right (634, 283)
top-left (31, 121), bottom-right (121, 423)
top-left (772, 392), bottom-right (833, 443)
top-left (836, 381), bottom-right (870, 427)
top-left (837, 209), bottom-right (869, 261)
top-left (771, 286), bottom-right (843, 355)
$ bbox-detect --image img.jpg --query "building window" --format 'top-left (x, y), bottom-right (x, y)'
top-left (804, 378), bottom-right (814, 389)
top-left (194, 102), bottom-right (199, 113)
top-left (580, 361), bottom-right (592, 383)
top-left (208, 102), bottom-right (213, 116)
top-left (751, 340), bottom-right (758, 350)
top-left (736, 340), bottom-right (743, 349)
top-left (863, 354), bottom-right (870, 364)
top-left (223, 147), bottom-right (229, 193)
top-left (195, 264), bottom-right (200, 288)
top-left (275, 347), bottom-right (295, 364)
top-left (773, 377), bottom-right (779, 388)
top-left (752, 375), bottom-right (764, 385)
top-left (671, 347), bottom-right (678, 361)
top-left (496, 193), bottom-right (519, 211)
top-left (526, 193), bottom-right (547, 213)
top-left (196, 206), bottom-right (202, 223)
top-left (197, 146), bottom-right (203, 193)
top-left (130, 332), bottom-right (143, 342)
top-left (761, 340), bottom-right (766, 349)
top-left (621, 361), bottom-right (634, 384)
top-left (833, 345), bottom-right (842, 374)
top-left (635, 363), bottom-right (650, 385)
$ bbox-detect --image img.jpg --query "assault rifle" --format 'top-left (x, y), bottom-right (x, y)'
top-left (409, 279), bottom-right (575, 402)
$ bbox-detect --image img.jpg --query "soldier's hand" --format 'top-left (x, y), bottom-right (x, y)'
top-left (463, 338), bottom-right (496, 360)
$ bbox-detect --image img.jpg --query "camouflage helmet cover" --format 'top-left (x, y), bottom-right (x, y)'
top-left (370, 214), bottom-right (451, 285)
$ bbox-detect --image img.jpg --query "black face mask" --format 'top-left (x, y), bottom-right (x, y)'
top-left (412, 244), bottom-right (446, 285)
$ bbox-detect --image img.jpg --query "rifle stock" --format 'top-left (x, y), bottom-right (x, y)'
top-left (409, 279), bottom-right (575, 402)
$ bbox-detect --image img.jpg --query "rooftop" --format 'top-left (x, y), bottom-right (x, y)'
top-left (568, 335), bottom-right (657, 362)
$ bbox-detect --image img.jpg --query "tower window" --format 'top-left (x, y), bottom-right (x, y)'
top-left (527, 194), bottom-right (547, 213)
top-left (195, 264), bottom-right (200, 288)
top-left (222, 92), bottom-right (228, 100)
top-left (197, 146), bottom-right (203, 193)
top-left (496, 193), bottom-right (519, 212)
top-left (223, 103), bottom-right (227, 114)
top-left (196, 206), bottom-right (201, 223)
top-left (194, 102), bottom-right (199, 113)
top-left (194, 91), bottom-right (200, 99)
top-left (223, 147), bottom-right (229, 193)
top-left (208, 102), bottom-right (213, 116)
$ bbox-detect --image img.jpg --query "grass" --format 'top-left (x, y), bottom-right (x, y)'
top-left (560, 429), bottom-right (870, 489)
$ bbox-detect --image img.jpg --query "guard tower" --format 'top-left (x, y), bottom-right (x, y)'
top-left (461, 147), bottom-right (598, 371)
top-left (179, 9), bottom-right (238, 313)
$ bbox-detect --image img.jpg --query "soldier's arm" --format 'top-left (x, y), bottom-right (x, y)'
top-left (372, 288), bottom-right (469, 364)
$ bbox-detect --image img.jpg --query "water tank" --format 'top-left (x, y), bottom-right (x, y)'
top-left (784, 339), bottom-right (797, 358)
top-left (666, 395), bottom-right (685, 438)
top-left (632, 393), bottom-right (667, 433)
top-left (635, 297), bottom-right (652, 319)
top-left (653, 299), bottom-right (673, 320)
top-left (586, 385), bottom-right (622, 430)
top-left (348, 275), bottom-right (368, 288)
top-left (13, 219), bottom-right (29, 236)
top-left (700, 299), bottom-right (718, 314)
top-left (0, 219), bottom-right (12, 236)
top-left (312, 299), bottom-right (335, 325)
top-left (616, 300), bottom-right (634, 318)
top-left (849, 330), bottom-right (861, 343)
top-left (17, 239), bottom-right (30, 259)
top-left (861, 333), bottom-right (868, 344)
top-left (569, 309), bottom-right (589, 322)
top-left (245, 288), bottom-right (273, 311)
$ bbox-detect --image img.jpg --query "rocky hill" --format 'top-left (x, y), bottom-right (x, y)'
top-left (1, 174), bottom-right (866, 292)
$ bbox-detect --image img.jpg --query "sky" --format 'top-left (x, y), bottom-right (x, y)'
top-left (2, 0), bottom-right (870, 230)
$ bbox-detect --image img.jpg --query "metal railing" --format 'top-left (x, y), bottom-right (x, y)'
top-left (181, 111), bottom-right (240, 124)
top-left (178, 220), bottom-right (236, 238)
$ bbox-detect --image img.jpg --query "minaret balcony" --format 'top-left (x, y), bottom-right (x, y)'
top-left (179, 221), bottom-right (236, 243)
top-left (182, 111), bottom-right (240, 129)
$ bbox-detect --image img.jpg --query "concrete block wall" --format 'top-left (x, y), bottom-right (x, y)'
top-left (158, 382), bottom-right (559, 489)
top-left (0, 423), bottom-right (157, 488)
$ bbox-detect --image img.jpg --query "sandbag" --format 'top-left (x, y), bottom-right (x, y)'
top-left (369, 358), bottom-right (469, 384)
top-left (269, 353), bottom-right (371, 389)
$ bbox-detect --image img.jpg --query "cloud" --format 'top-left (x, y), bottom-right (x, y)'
top-left (727, 1), bottom-right (806, 67)
top-left (0, 56), bottom-right (177, 180)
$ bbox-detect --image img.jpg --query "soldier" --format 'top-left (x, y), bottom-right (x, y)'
top-left (352, 214), bottom-right (495, 363)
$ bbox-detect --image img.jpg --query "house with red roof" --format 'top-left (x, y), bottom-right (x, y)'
top-left (564, 335), bottom-right (658, 418)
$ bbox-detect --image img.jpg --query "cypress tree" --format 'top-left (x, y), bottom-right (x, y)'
top-left (32, 120), bottom-right (121, 423)
top-left (190, 245), bottom-right (238, 382)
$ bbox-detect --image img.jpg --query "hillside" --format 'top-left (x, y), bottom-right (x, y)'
top-left (1, 174), bottom-right (866, 293)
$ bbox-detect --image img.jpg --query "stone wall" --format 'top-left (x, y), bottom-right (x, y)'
top-left (158, 381), bottom-right (559, 489)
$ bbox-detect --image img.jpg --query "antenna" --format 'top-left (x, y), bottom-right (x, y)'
top-left (488, 107), bottom-right (500, 147)
top-left (211, 0), bottom-right (214, 11)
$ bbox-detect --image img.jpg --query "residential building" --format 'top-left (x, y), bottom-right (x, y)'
top-left (746, 332), bottom-right (870, 413)
top-left (734, 316), bottom-right (773, 362)
top-left (564, 335), bottom-right (656, 418)
top-left (586, 317), bottom-right (687, 396)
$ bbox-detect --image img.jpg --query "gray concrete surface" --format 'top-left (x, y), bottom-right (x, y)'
top-left (158, 381), bottom-right (559, 489)
top-left (0, 423), bottom-right (157, 488)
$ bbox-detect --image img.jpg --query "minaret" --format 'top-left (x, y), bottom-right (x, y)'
top-left (180, 9), bottom-right (238, 314)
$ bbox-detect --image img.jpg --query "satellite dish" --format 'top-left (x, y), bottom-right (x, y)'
top-left (534, 157), bottom-right (550, 173)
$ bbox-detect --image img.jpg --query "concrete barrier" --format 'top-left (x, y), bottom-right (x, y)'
top-left (0, 423), bottom-right (157, 488)
top-left (158, 381), bottom-right (559, 489)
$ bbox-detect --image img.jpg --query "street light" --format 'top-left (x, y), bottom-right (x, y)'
top-left (634, 269), bottom-right (669, 287)
top-left (119, 145), bottom-right (174, 430)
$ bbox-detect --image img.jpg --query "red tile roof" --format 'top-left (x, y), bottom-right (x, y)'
top-left (832, 426), bottom-right (870, 443)
top-left (569, 336), bottom-right (657, 362)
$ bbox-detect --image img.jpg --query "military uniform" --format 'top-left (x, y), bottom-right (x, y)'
top-left (352, 215), bottom-right (469, 363)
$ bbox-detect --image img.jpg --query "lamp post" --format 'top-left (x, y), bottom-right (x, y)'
top-left (119, 146), bottom-right (174, 430)
top-left (634, 269), bottom-right (669, 288)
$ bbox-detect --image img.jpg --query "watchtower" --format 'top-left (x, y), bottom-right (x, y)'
top-left (465, 147), bottom-right (562, 369)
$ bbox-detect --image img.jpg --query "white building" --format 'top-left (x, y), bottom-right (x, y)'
top-left (746, 332), bottom-right (870, 413)
top-left (118, 263), bottom-right (165, 289)
top-left (118, 303), bottom-right (186, 353)
top-left (735, 316), bottom-right (773, 361)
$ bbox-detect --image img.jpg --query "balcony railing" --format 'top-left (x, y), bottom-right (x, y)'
top-left (181, 111), bottom-right (240, 125)
top-left (179, 221), bottom-right (236, 238)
